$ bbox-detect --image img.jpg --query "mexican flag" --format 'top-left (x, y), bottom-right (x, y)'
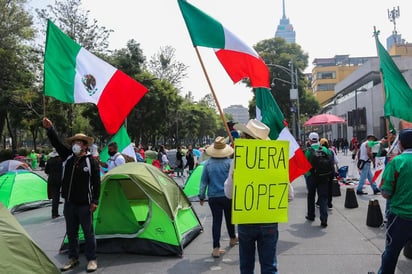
top-left (377, 37), bottom-right (412, 123)
top-left (256, 88), bottom-right (311, 182)
top-left (178, 0), bottom-right (269, 88)
top-left (99, 125), bottom-right (136, 163)
top-left (44, 20), bottom-right (148, 134)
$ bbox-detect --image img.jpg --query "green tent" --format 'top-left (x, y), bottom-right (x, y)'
top-left (62, 162), bottom-right (203, 256)
top-left (0, 171), bottom-right (50, 213)
top-left (183, 163), bottom-right (205, 200)
top-left (0, 202), bottom-right (60, 273)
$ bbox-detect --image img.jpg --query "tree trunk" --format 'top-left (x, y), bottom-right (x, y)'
top-left (6, 114), bottom-right (17, 159)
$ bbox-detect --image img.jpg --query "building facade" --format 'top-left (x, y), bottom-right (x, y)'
top-left (223, 105), bottom-right (249, 125)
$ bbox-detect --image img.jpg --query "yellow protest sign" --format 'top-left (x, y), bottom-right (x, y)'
top-left (232, 139), bottom-right (289, 224)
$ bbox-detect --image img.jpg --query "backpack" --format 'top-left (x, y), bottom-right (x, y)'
top-left (309, 147), bottom-right (334, 177)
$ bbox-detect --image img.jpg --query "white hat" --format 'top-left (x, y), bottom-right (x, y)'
top-left (206, 137), bottom-right (234, 158)
top-left (234, 119), bottom-right (270, 140)
top-left (308, 132), bottom-right (319, 141)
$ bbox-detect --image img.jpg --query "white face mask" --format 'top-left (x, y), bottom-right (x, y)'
top-left (72, 144), bottom-right (82, 155)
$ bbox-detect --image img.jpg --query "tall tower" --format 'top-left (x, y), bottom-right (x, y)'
top-left (386, 6), bottom-right (402, 50)
top-left (275, 0), bottom-right (296, 43)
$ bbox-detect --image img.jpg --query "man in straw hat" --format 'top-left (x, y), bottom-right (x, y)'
top-left (199, 136), bottom-right (237, 258)
top-left (224, 119), bottom-right (280, 274)
top-left (43, 117), bottom-right (100, 272)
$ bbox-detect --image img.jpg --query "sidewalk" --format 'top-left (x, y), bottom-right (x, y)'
top-left (16, 152), bottom-right (411, 273)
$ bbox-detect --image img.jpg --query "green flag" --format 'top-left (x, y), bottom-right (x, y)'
top-left (377, 38), bottom-right (412, 122)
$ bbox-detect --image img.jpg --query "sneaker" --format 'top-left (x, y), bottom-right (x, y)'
top-left (328, 204), bottom-right (333, 209)
top-left (356, 191), bottom-right (368, 195)
top-left (52, 214), bottom-right (61, 219)
top-left (229, 237), bottom-right (238, 247)
top-left (86, 260), bottom-right (98, 272)
top-left (305, 216), bottom-right (315, 221)
top-left (374, 189), bottom-right (381, 195)
top-left (61, 258), bottom-right (79, 271)
top-left (212, 247), bottom-right (220, 258)
top-left (320, 222), bottom-right (328, 228)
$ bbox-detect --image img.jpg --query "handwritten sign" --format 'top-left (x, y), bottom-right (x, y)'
top-left (232, 139), bottom-right (289, 224)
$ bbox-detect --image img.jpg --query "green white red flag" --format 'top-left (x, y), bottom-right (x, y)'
top-left (99, 125), bottom-right (136, 163)
top-left (178, 0), bottom-right (311, 181)
top-left (178, 0), bottom-right (269, 87)
top-left (44, 20), bottom-right (148, 134)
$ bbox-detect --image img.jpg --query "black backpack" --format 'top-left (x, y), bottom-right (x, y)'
top-left (309, 147), bottom-right (334, 177)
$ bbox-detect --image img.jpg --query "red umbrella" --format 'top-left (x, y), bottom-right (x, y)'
top-left (303, 114), bottom-right (347, 126)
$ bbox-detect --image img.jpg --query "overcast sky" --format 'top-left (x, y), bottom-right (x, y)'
top-left (28, 0), bottom-right (412, 109)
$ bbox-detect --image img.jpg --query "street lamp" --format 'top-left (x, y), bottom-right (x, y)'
top-left (267, 61), bottom-right (300, 139)
top-left (354, 88), bottom-right (367, 140)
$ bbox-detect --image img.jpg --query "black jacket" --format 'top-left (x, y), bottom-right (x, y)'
top-left (45, 156), bottom-right (63, 186)
top-left (47, 127), bottom-right (100, 205)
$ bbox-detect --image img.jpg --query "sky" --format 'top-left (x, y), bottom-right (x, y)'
top-left (27, 0), bottom-right (412, 109)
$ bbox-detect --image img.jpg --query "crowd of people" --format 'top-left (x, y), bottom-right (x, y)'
top-left (25, 116), bottom-right (411, 273)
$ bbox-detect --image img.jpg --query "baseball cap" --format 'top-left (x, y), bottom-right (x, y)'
top-left (309, 132), bottom-right (319, 141)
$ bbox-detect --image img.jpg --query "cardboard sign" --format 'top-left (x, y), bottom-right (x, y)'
top-left (232, 139), bottom-right (289, 224)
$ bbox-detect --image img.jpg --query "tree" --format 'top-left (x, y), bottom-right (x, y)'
top-left (36, 0), bottom-right (112, 53)
top-left (0, 0), bottom-right (36, 155)
top-left (252, 37), bottom-right (319, 123)
top-left (147, 45), bottom-right (188, 88)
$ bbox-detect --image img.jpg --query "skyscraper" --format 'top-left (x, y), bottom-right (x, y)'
top-left (275, 0), bottom-right (296, 43)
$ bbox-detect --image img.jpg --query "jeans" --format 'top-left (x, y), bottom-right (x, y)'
top-left (357, 161), bottom-right (379, 192)
top-left (208, 196), bottom-right (236, 248)
top-left (238, 223), bottom-right (278, 274)
top-left (49, 183), bottom-right (61, 217)
top-left (378, 212), bottom-right (412, 274)
top-left (306, 175), bottom-right (328, 223)
top-left (64, 202), bottom-right (97, 261)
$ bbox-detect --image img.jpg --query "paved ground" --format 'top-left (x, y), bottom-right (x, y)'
top-left (16, 151), bottom-right (412, 273)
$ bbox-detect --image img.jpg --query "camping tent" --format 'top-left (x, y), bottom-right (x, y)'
top-left (183, 163), bottom-right (204, 200)
top-left (0, 160), bottom-right (31, 176)
top-left (62, 162), bottom-right (203, 256)
top-left (0, 202), bottom-right (60, 273)
top-left (0, 170), bottom-right (50, 213)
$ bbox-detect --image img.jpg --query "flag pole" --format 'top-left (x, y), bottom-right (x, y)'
top-left (42, 95), bottom-right (46, 118)
top-left (194, 47), bottom-right (234, 145)
top-left (373, 26), bottom-right (391, 146)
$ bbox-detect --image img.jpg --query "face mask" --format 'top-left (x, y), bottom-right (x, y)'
top-left (72, 144), bottom-right (82, 155)
top-left (108, 151), bottom-right (116, 156)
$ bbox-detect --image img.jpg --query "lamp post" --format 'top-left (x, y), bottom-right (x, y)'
top-left (354, 88), bottom-right (367, 139)
top-left (267, 60), bottom-right (300, 139)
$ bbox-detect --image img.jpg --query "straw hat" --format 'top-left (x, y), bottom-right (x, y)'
top-left (206, 137), bottom-right (234, 158)
top-left (234, 119), bottom-right (270, 140)
top-left (320, 138), bottom-right (328, 146)
top-left (66, 133), bottom-right (94, 146)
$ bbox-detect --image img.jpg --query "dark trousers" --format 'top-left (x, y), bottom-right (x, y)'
top-left (378, 212), bottom-right (412, 274)
top-left (48, 183), bottom-right (61, 217)
top-left (306, 175), bottom-right (328, 223)
top-left (64, 202), bottom-right (96, 261)
top-left (208, 196), bottom-right (236, 248)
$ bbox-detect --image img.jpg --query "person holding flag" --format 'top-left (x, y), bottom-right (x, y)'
top-left (43, 117), bottom-right (100, 272)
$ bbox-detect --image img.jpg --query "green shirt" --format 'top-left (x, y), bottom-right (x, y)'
top-left (304, 144), bottom-right (331, 177)
top-left (381, 150), bottom-right (412, 218)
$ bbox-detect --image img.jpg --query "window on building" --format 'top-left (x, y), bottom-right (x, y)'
top-left (316, 83), bottom-right (335, 91)
top-left (317, 71), bottom-right (336, 79)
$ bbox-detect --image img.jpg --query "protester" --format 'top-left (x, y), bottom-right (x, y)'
top-left (224, 119), bottom-right (280, 274)
top-left (39, 151), bottom-right (47, 170)
top-left (305, 132), bottom-right (333, 228)
top-left (97, 142), bottom-right (125, 171)
top-left (30, 149), bottom-right (38, 169)
top-left (356, 135), bottom-right (381, 195)
top-left (42, 117), bottom-right (100, 272)
top-left (377, 128), bottom-right (412, 274)
top-left (185, 144), bottom-right (195, 175)
top-left (199, 136), bottom-right (236, 258)
top-left (45, 148), bottom-right (62, 219)
top-left (175, 146), bottom-right (184, 176)
top-left (320, 138), bottom-right (338, 209)
top-left (157, 145), bottom-right (169, 171)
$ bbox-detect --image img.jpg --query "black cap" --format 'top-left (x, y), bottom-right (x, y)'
top-left (399, 128), bottom-right (412, 149)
